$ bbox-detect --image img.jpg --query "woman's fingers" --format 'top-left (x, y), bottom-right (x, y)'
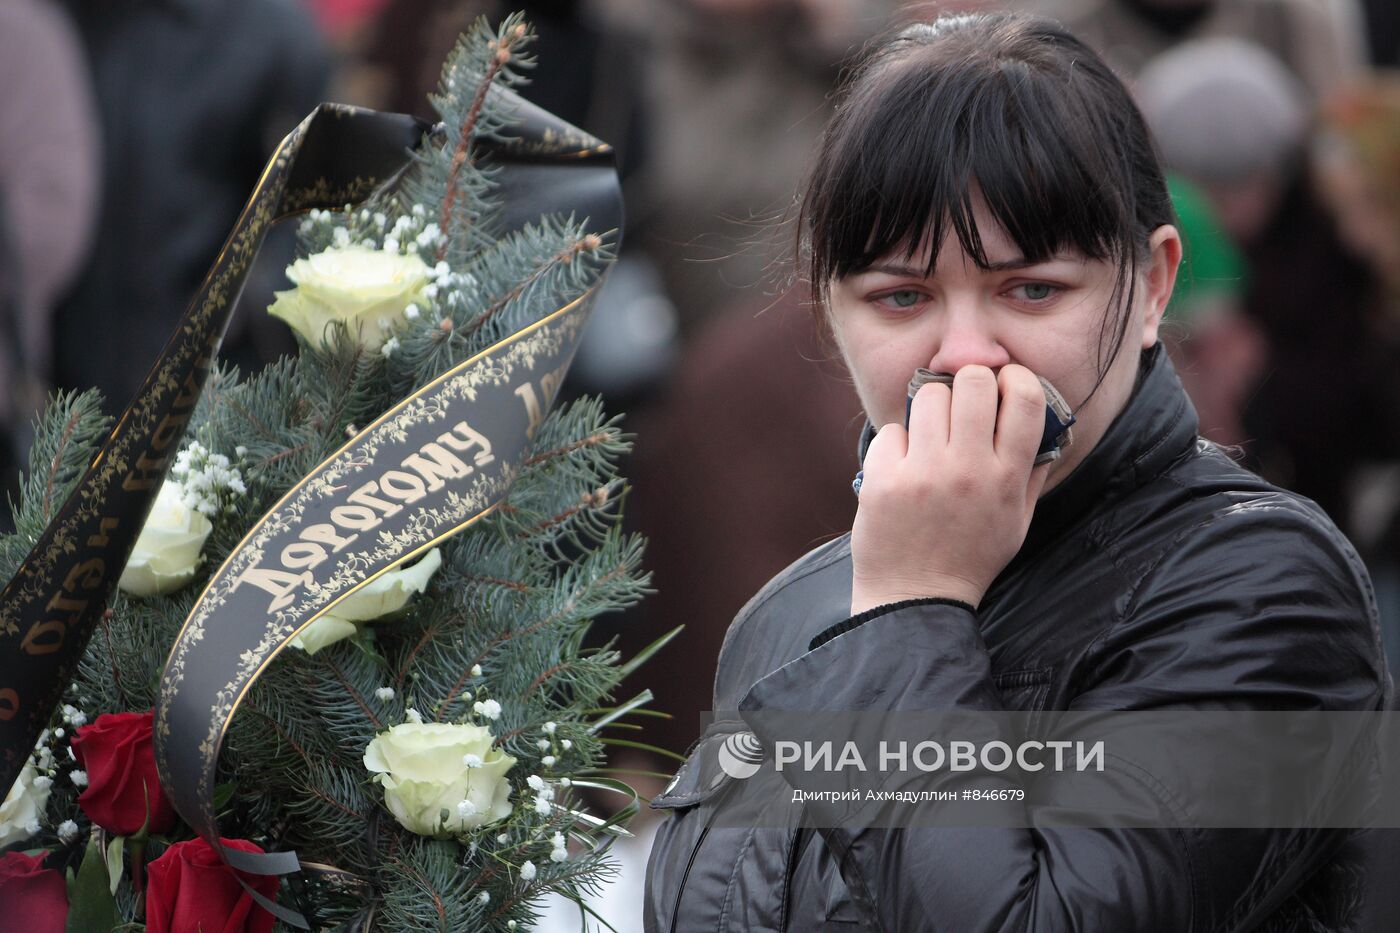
top-left (994, 364), bottom-right (1047, 467)
top-left (905, 364), bottom-right (1043, 465)
top-left (948, 365), bottom-right (999, 452)
top-left (862, 420), bottom-right (908, 480)
top-left (905, 380), bottom-right (951, 461)
top-left (884, 363), bottom-right (1048, 478)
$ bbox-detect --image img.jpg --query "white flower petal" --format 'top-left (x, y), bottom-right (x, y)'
top-left (287, 616), bottom-right (359, 655)
top-left (117, 481), bottom-right (213, 597)
top-left (329, 549), bottom-right (443, 623)
top-left (0, 761), bottom-right (49, 848)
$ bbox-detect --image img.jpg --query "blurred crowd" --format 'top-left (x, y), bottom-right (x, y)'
top-left (3, 3), bottom-right (1400, 922)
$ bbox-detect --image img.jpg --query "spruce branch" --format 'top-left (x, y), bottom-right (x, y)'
top-left (40, 406), bottom-right (83, 521)
top-left (439, 21), bottom-right (531, 263)
top-left (96, 608), bottom-right (129, 710)
top-left (6, 389), bottom-right (110, 555)
top-left (522, 431), bottom-right (615, 468)
top-left (323, 656), bottom-right (385, 731)
top-left (463, 233), bottom-right (606, 339)
top-left (243, 703), bottom-right (315, 769)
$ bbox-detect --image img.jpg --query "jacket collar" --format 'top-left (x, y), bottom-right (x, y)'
top-left (1018, 340), bottom-right (1198, 561)
top-left (857, 341), bottom-right (1200, 572)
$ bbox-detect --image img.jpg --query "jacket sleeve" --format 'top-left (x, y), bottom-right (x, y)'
top-left (736, 505), bottom-right (1390, 932)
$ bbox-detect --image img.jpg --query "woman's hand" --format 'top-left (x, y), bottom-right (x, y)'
top-left (850, 364), bottom-right (1052, 615)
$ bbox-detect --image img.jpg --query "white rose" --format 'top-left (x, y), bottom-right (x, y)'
top-left (0, 761), bottom-right (50, 848)
top-left (363, 721), bottom-right (516, 837)
top-left (117, 480), bottom-right (213, 597)
top-left (269, 245), bottom-right (430, 350)
top-left (285, 616), bottom-right (359, 655)
top-left (288, 548), bottom-right (442, 655)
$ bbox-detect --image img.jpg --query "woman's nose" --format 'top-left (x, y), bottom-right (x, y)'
top-left (926, 303), bottom-right (1010, 375)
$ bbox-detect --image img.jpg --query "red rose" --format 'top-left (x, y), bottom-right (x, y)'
top-left (71, 710), bottom-right (176, 836)
top-left (145, 837), bottom-right (279, 933)
top-left (0, 851), bottom-right (69, 933)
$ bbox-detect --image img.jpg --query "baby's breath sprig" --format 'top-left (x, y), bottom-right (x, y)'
top-left (169, 440), bottom-right (246, 517)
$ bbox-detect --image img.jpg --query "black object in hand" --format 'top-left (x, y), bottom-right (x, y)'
top-left (851, 368), bottom-right (1075, 496)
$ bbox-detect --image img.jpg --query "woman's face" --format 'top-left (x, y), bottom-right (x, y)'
top-left (827, 194), bottom-right (1180, 495)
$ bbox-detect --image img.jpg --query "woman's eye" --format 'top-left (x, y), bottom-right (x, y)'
top-left (1011, 282), bottom-right (1059, 302)
top-left (878, 289), bottom-right (922, 309)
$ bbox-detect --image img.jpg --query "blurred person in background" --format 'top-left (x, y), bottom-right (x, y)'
top-left (302, 0), bottom-right (394, 105)
top-left (1057, 0), bottom-right (1370, 105)
top-left (1315, 77), bottom-right (1400, 338)
top-left (0, 0), bottom-right (99, 508)
top-left (1135, 38), bottom-right (1309, 245)
top-left (595, 0), bottom-right (925, 332)
top-left (594, 0), bottom-right (904, 780)
top-left (305, 0), bottom-right (393, 46)
top-left (1313, 74), bottom-right (1400, 666)
top-left (621, 285), bottom-right (863, 767)
top-left (359, 0), bottom-right (644, 157)
top-left (51, 0), bottom-right (331, 412)
top-left (1154, 173), bottom-right (1263, 449)
top-left (1132, 39), bottom-right (1298, 452)
top-left (1133, 36), bottom-right (1397, 593)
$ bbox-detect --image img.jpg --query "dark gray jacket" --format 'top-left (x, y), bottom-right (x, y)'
top-left (643, 342), bottom-right (1393, 932)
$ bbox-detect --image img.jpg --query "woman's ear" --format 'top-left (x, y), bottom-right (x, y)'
top-left (1141, 225), bottom-right (1183, 349)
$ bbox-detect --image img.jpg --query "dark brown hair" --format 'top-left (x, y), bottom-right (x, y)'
top-left (799, 12), bottom-right (1177, 403)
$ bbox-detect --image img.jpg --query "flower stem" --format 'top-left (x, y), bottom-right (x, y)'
top-left (130, 837), bottom-right (145, 900)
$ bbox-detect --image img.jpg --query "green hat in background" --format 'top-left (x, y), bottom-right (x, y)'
top-left (1165, 173), bottom-right (1249, 324)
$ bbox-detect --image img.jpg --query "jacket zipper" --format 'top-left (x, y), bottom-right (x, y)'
top-left (669, 824), bottom-right (711, 933)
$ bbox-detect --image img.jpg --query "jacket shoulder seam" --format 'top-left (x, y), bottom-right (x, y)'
top-left (1076, 495), bottom-right (1365, 699)
top-left (714, 535), bottom-right (852, 689)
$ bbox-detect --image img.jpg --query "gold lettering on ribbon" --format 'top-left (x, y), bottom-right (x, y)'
top-left (20, 557), bottom-right (108, 657)
top-left (436, 420), bottom-right (494, 467)
top-left (346, 483), bottom-right (402, 522)
top-left (401, 444), bottom-right (470, 492)
top-left (515, 383), bottom-right (543, 439)
top-left (231, 419), bottom-right (497, 614)
top-left (64, 558), bottom-right (106, 592)
top-left (378, 471), bottom-right (428, 504)
top-left (87, 516), bottom-right (119, 548)
top-left (123, 451), bottom-right (172, 494)
top-left (236, 567), bottom-right (315, 614)
top-left (299, 524), bottom-right (359, 552)
top-left (279, 542), bottom-right (331, 571)
top-left (513, 365), bottom-right (569, 440)
top-left (328, 505), bottom-right (383, 532)
top-left (20, 619), bottom-right (68, 656)
top-left (0, 528), bottom-right (113, 725)
top-left (122, 348), bottom-right (216, 492)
